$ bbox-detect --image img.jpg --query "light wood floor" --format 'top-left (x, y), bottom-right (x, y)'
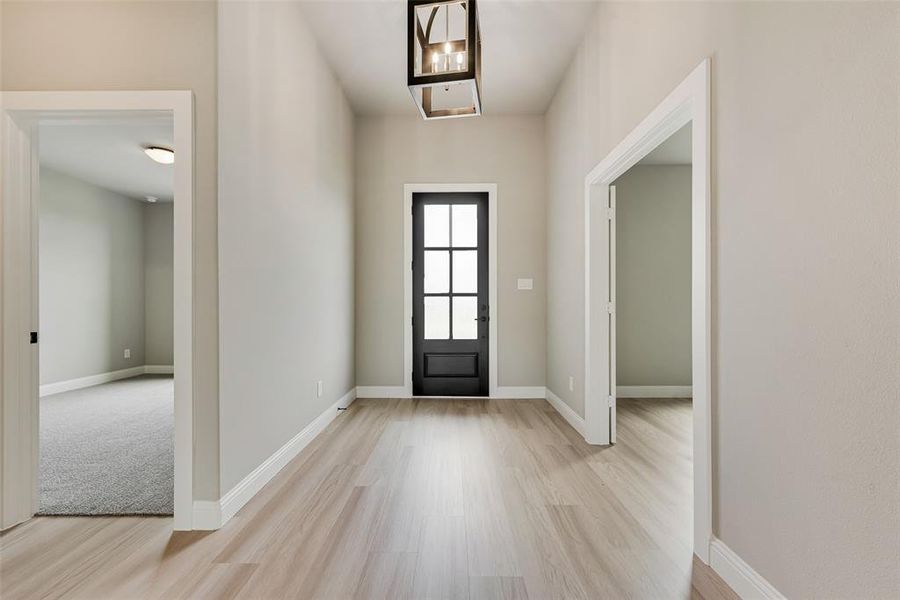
top-left (1, 397), bottom-right (737, 600)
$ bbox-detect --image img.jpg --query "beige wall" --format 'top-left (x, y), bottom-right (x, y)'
top-left (144, 202), bottom-right (174, 366)
top-left (40, 170), bottom-right (175, 382)
top-left (614, 164), bottom-right (692, 387)
top-left (217, 2), bottom-right (355, 493)
top-left (545, 2), bottom-right (900, 597)
top-left (355, 116), bottom-right (546, 388)
top-left (39, 168), bottom-right (147, 384)
top-left (1, 0), bottom-right (220, 500)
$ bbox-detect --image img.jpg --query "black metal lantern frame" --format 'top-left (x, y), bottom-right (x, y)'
top-left (408, 0), bottom-right (482, 120)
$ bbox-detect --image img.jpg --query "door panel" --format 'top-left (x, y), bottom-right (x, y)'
top-left (609, 185), bottom-right (617, 443)
top-left (413, 193), bottom-right (488, 396)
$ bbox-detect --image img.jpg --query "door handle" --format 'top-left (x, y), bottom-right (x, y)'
top-left (474, 316), bottom-right (488, 322)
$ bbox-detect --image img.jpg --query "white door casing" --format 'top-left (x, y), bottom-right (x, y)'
top-left (0, 91), bottom-right (195, 531)
top-left (583, 59), bottom-right (712, 562)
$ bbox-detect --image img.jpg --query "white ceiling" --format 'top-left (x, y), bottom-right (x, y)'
top-left (39, 115), bottom-right (175, 202)
top-left (639, 123), bottom-right (692, 166)
top-left (298, 0), bottom-right (598, 116)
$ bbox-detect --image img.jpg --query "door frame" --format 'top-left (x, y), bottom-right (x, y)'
top-left (404, 183), bottom-right (498, 398)
top-left (583, 59), bottom-right (712, 562)
top-left (0, 90), bottom-right (195, 530)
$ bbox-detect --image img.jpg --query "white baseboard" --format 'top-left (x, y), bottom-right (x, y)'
top-left (494, 386), bottom-right (546, 399)
top-left (356, 385), bottom-right (547, 400)
top-left (709, 537), bottom-right (785, 599)
top-left (192, 386), bottom-right (358, 530)
top-left (40, 365), bottom-right (176, 396)
top-left (616, 385), bottom-right (692, 398)
top-left (191, 500), bottom-right (223, 531)
top-left (356, 385), bottom-right (409, 398)
top-left (544, 388), bottom-right (587, 437)
top-left (40, 366), bottom-right (143, 397)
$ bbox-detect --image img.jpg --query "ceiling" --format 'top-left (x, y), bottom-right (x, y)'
top-left (298, 0), bottom-right (598, 116)
top-left (39, 115), bottom-right (175, 202)
top-left (639, 123), bottom-right (692, 166)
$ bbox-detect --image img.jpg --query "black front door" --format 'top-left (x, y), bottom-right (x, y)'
top-left (413, 192), bottom-right (488, 396)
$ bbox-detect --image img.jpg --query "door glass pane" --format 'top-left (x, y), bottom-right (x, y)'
top-left (424, 204), bottom-right (449, 247)
top-left (452, 204), bottom-right (477, 247)
top-left (424, 296), bottom-right (450, 339)
top-left (452, 250), bottom-right (477, 293)
top-left (424, 251), bottom-right (449, 293)
top-left (452, 296), bottom-right (478, 340)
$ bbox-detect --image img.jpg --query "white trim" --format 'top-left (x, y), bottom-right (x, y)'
top-left (356, 385), bottom-right (545, 400)
top-left (403, 183), bottom-right (498, 397)
top-left (709, 538), bottom-right (786, 600)
top-left (582, 59), bottom-right (713, 562)
top-left (608, 185), bottom-right (617, 444)
top-left (0, 91), bottom-right (194, 531)
top-left (190, 500), bottom-right (222, 531)
top-left (544, 388), bottom-right (586, 437)
top-left (38, 365), bottom-right (176, 397)
top-left (616, 385), bottom-right (693, 399)
top-left (493, 386), bottom-right (545, 399)
top-left (39, 367), bottom-right (145, 397)
top-left (193, 387), bottom-right (358, 530)
top-left (0, 110), bottom-right (40, 529)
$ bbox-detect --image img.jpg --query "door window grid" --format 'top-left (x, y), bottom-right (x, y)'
top-left (423, 203), bottom-right (478, 340)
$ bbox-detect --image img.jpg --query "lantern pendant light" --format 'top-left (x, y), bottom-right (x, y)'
top-left (408, 0), bottom-right (482, 120)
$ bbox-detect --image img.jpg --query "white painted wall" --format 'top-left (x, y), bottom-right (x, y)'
top-left (355, 115), bottom-right (546, 388)
top-left (39, 168), bottom-right (146, 384)
top-left (614, 165), bottom-right (691, 387)
top-left (218, 1), bottom-right (356, 494)
top-left (144, 203), bottom-right (174, 366)
top-left (545, 3), bottom-right (900, 597)
top-left (1, 0), bottom-right (220, 500)
top-left (39, 169), bottom-right (175, 384)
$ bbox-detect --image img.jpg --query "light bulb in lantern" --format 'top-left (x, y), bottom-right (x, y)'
top-left (456, 53), bottom-right (464, 66)
top-left (444, 42), bottom-right (452, 54)
top-left (431, 52), bottom-right (439, 64)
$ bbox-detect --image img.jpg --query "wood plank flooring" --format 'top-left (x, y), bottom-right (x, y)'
top-left (0, 397), bottom-right (737, 599)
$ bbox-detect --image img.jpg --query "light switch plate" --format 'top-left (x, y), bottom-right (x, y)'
top-left (316, 380), bottom-right (324, 398)
top-left (124, 349), bottom-right (131, 359)
top-left (517, 278), bottom-right (534, 290)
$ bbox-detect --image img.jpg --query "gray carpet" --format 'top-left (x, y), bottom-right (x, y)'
top-left (38, 374), bottom-right (174, 515)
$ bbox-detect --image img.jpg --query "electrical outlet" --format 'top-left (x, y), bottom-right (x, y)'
top-left (124, 348), bottom-right (131, 359)
top-left (316, 380), bottom-right (324, 398)
top-left (568, 376), bottom-right (575, 392)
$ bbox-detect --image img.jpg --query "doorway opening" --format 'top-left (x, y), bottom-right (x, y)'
top-left (37, 115), bottom-right (176, 516)
top-left (1, 91), bottom-right (194, 531)
top-left (583, 59), bottom-right (712, 562)
top-left (609, 122), bottom-right (694, 562)
top-left (403, 184), bottom-right (498, 398)
top-left (612, 122), bottom-right (693, 438)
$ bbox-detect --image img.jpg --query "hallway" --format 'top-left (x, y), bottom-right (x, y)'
top-left (1, 397), bottom-right (734, 599)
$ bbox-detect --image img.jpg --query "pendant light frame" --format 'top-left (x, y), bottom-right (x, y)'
top-left (407, 0), bottom-right (482, 120)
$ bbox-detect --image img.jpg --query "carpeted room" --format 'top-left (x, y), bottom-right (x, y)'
top-left (37, 118), bottom-right (175, 516)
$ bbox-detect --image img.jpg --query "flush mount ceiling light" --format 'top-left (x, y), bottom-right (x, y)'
top-left (408, 0), bottom-right (482, 120)
top-left (143, 146), bottom-right (175, 164)
top-left (145, 196), bottom-right (158, 203)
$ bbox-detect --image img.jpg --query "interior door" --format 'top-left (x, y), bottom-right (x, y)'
top-left (412, 192), bottom-right (488, 396)
top-left (608, 184), bottom-right (617, 443)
